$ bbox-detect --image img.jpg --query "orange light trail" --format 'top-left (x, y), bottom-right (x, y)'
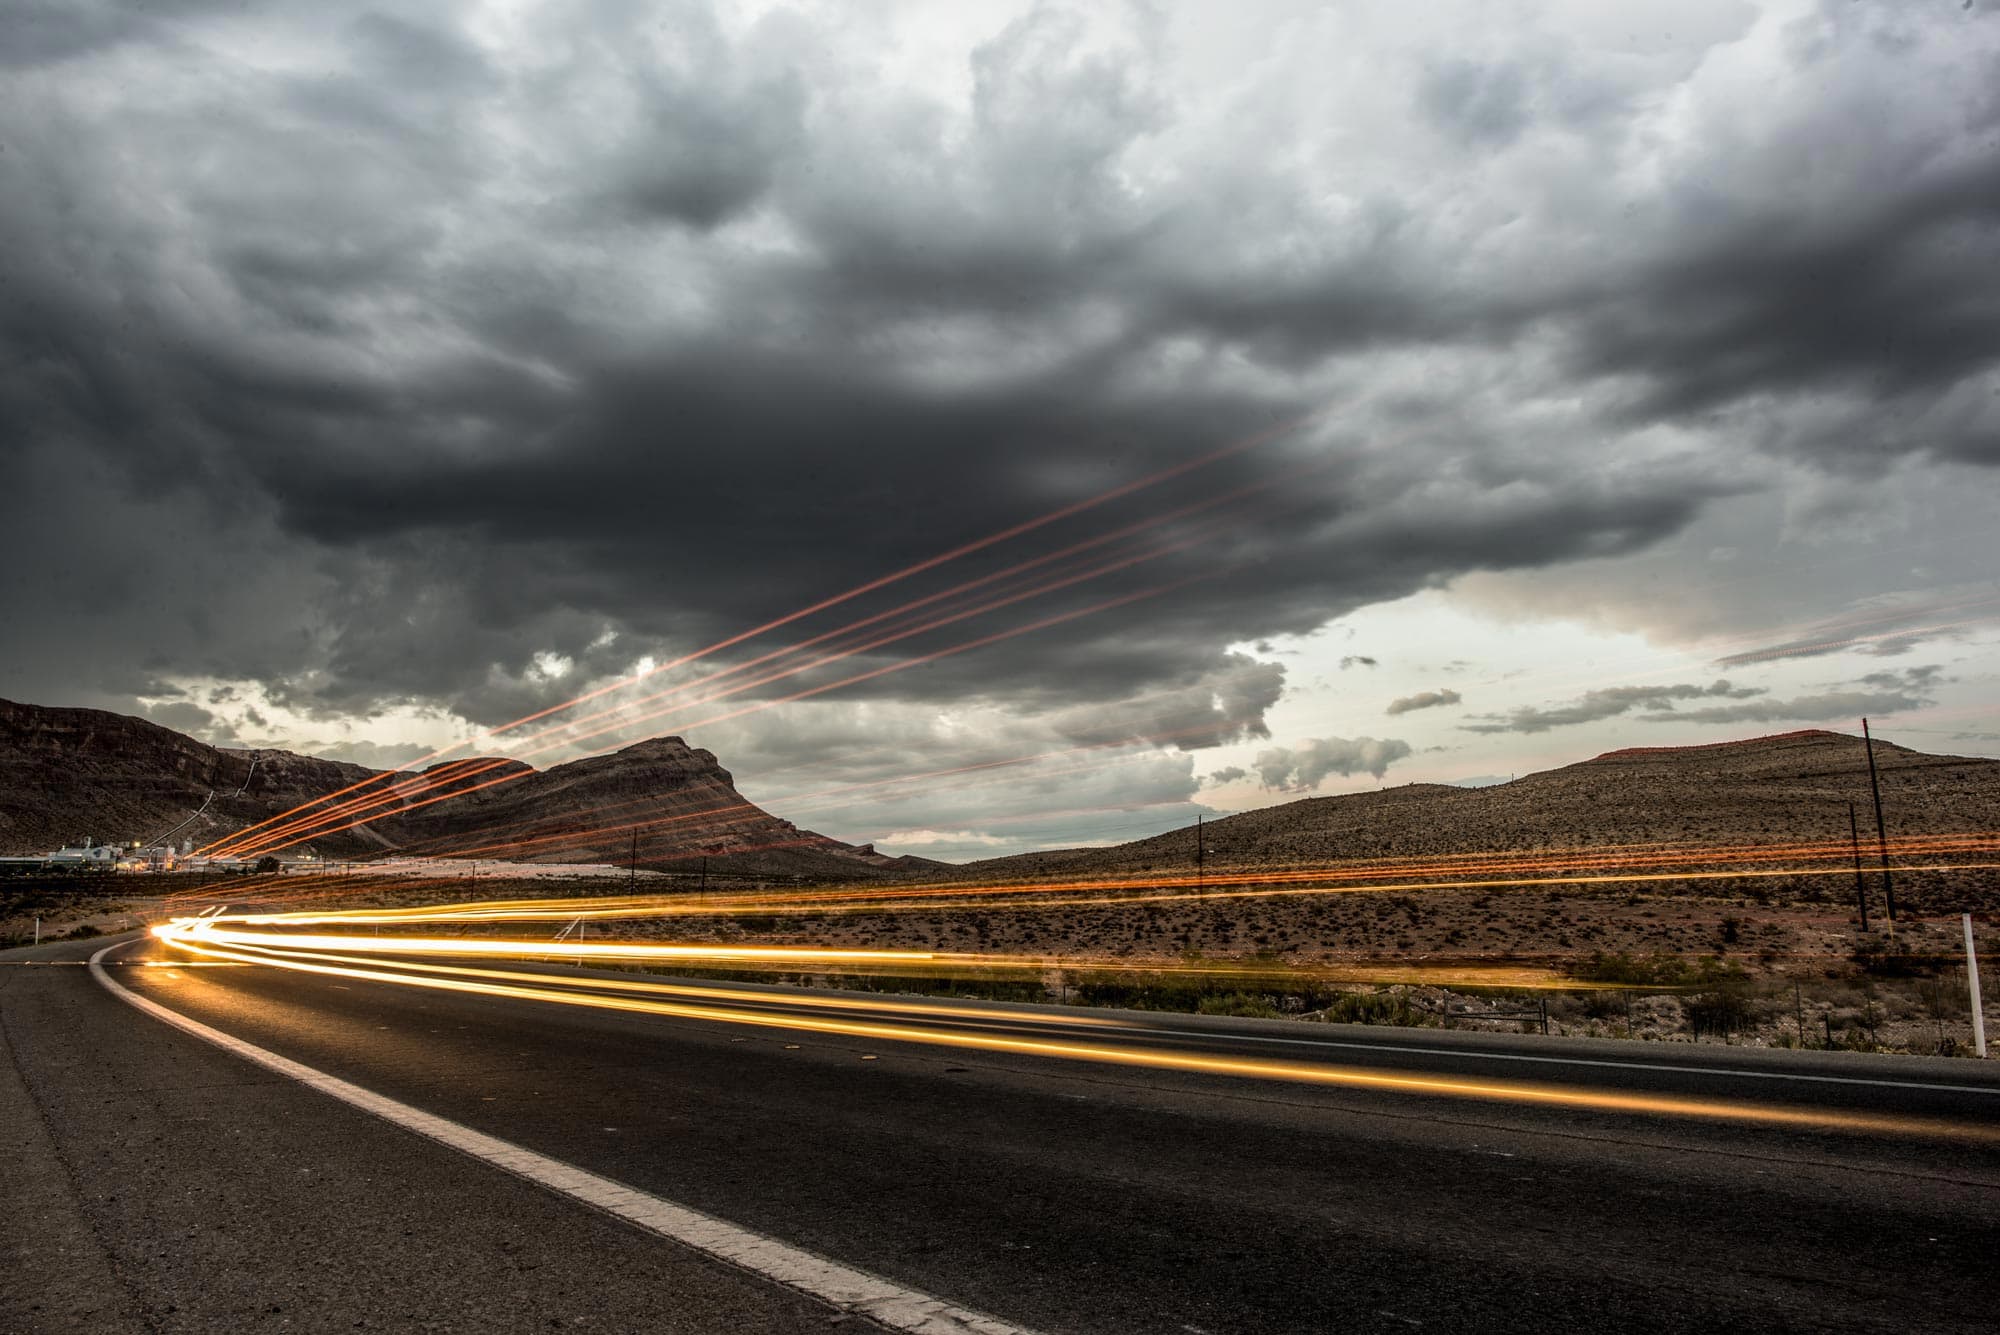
top-left (218, 569), bottom-right (1209, 859)
top-left (483, 525), bottom-right (1231, 768)
top-left (213, 515), bottom-right (1227, 859)
top-left (185, 830), bottom-right (2000, 927)
top-left (148, 924), bottom-right (1997, 1142)
top-left (490, 484), bottom-right (1279, 758)
top-left (202, 411), bottom-right (1320, 859)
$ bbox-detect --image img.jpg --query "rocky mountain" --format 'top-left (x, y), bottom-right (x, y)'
top-left (0, 698), bottom-right (917, 878)
top-left (960, 729), bottom-right (2000, 880)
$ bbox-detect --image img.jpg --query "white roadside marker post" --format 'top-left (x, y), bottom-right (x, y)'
top-left (1964, 914), bottom-right (1986, 1058)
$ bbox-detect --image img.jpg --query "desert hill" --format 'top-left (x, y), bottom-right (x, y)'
top-left (962, 729), bottom-right (2000, 880)
top-left (0, 698), bottom-right (916, 878)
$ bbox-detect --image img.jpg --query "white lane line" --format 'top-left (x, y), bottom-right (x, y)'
top-left (89, 944), bottom-right (1038, 1335)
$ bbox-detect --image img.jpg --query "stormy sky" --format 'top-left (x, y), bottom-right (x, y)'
top-left (4, 0), bottom-right (1997, 859)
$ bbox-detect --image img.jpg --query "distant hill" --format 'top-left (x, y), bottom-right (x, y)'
top-left (0, 698), bottom-right (925, 878)
top-left (959, 729), bottom-right (2000, 880)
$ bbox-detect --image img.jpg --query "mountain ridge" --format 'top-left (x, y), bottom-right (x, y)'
top-left (0, 698), bottom-right (920, 878)
top-left (956, 727), bottom-right (2000, 880)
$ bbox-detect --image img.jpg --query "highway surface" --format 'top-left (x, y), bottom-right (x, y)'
top-left (6, 929), bottom-right (1998, 1333)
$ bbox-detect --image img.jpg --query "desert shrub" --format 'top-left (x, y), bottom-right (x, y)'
top-left (1570, 951), bottom-right (1748, 990)
top-left (1569, 951), bottom-right (1691, 987)
top-left (1321, 990), bottom-right (1429, 1027)
top-left (1196, 992), bottom-right (1282, 1019)
top-left (1683, 986), bottom-right (1755, 1039)
top-left (1848, 937), bottom-right (1946, 978)
top-left (1581, 990), bottom-right (1630, 1021)
top-left (64, 923), bottom-right (102, 940)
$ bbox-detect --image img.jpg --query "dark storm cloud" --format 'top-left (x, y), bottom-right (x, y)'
top-left (1463, 680), bottom-right (1763, 734)
top-left (1558, 5), bottom-right (2000, 470)
top-left (1, 0), bottom-right (1994, 756)
top-left (1386, 688), bottom-right (1461, 716)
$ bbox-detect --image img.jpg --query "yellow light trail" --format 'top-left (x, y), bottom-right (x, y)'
top-left (153, 919), bottom-right (1595, 989)
top-left (152, 925), bottom-right (1999, 1143)
top-left (156, 920), bottom-right (938, 967)
top-left (220, 854), bottom-right (2000, 927)
top-left (160, 936), bottom-right (1150, 1027)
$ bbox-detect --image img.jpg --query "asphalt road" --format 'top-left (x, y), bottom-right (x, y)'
top-left (7, 930), bottom-right (1998, 1334)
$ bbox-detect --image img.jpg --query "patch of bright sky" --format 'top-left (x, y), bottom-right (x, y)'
top-left (135, 677), bottom-right (472, 770)
top-left (1193, 583), bottom-right (2000, 813)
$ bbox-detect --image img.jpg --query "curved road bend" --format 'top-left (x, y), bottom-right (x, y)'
top-left (6, 930), bottom-right (1998, 1334)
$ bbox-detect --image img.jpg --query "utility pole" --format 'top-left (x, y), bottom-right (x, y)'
top-left (1195, 815), bottom-right (1205, 896)
top-left (1861, 719), bottom-right (1897, 921)
top-left (1848, 803), bottom-right (1869, 932)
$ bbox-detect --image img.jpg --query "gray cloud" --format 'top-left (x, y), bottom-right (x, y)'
top-left (1464, 680), bottom-right (1762, 735)
top-left (1649, 665), bottom-right (1944, 725)
top-left (1715, 600), bottom-right (1988, 668)
top-left (1861, 665), bottom-right (1945, 691)
top-left (1386, 687), bottom-right (1462, 716)
top-left (1205, 766), bottom-right (1248, 786)
top-left (1254, 736), bottom-right (1413, 789)
top-left (1470, 665), bottom-right (1946, 736)
top-left (1340, 656), bottom-right (1378, 670)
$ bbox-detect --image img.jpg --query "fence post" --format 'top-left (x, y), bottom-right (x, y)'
top-left (1966, 913), bottom-right (1987, 1059)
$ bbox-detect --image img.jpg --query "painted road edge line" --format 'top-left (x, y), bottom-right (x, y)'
top-left (89, 944), bottom-right (1039, 1335)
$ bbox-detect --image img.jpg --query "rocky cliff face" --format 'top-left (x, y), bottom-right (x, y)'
top-left (0, 700), bottom-right (371, 853)
top-left (0, 698), bottom-right (903, 877)
top-left (381, 735), bottom-right (904, 875)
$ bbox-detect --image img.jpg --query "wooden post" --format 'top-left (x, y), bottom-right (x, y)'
top-left (1967, 913), bottom-right (1987, 1059)
top-left (1862, 719), bottom-right (1897, 920)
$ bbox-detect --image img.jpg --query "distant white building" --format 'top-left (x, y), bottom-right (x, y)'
top-left (0, 837), bottom-right (123, 874)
